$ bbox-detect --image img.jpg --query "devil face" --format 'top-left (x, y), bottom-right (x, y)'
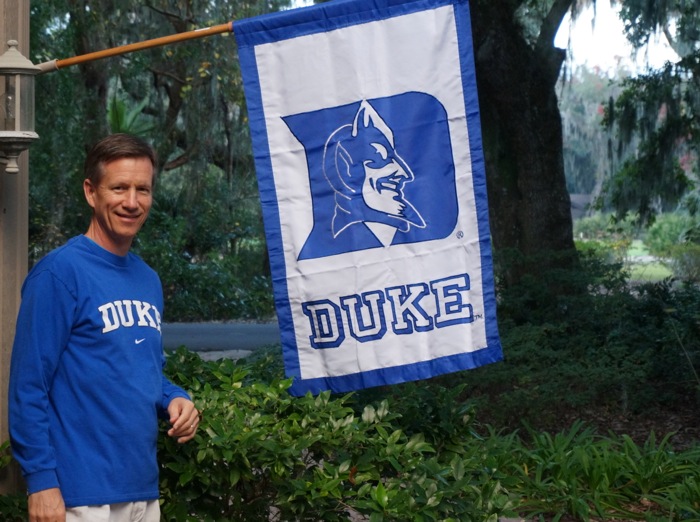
top-left (322, 100), bottom-right (426, 239)
top-left (338, 124), bottom-right (414, 218)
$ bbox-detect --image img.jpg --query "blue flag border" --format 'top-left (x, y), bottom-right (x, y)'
top-left (235, 0), bottom-right (502, 396)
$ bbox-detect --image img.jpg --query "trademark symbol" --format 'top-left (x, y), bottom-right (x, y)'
top-left (456, 231), bottom-right (464, 239)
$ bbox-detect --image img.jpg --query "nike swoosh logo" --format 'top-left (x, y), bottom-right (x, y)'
top-left (135, 338), bottom-right (146, 345)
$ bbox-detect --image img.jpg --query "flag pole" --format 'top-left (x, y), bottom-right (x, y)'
top-left (37, 22), bottom-right (234, 74)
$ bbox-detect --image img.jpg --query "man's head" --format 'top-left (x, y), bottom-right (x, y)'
top-left (83, 134), bottom-right (157, 256)
top-left (84, 133), bottom-right (157, 186)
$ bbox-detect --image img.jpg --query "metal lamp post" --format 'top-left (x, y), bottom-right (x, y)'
top-left (0, 39), bottom-right (39, 174)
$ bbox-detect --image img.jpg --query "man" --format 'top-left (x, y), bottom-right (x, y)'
top-left (9, 134), bottom-right (200, 522)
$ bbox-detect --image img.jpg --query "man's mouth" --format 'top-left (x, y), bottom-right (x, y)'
top-left (117, 213), bottom-right (142, 222)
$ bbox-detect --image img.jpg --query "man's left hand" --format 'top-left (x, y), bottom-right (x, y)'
top-left (167, 397), bottom-right (200, 443)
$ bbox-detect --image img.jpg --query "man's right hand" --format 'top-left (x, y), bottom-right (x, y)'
top-left (28, 487), bottom-right (65, 522)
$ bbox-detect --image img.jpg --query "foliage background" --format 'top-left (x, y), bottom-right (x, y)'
top-left (28, 1), bottom-right (282, 321)
top-left (10, 2), bottom-right (700, 518)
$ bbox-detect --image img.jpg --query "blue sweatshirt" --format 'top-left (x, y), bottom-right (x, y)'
top-left (9, 235), bottom-right (190, 507)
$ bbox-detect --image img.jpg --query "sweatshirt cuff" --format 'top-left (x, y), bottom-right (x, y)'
top-left (163, 390), bottom-right (191, 409)
top-left (25, 469), bottom-right (60, 495)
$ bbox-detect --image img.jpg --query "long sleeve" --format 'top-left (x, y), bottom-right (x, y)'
top-left (160, 355), bottom-right (191, 414)
top-left (9, 266), bottom-right (76, 494)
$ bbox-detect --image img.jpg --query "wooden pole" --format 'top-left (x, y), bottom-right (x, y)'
top-left (0, 0), bottom-right (30, 495)
top-left (37, 22), bottom-right (233, 73)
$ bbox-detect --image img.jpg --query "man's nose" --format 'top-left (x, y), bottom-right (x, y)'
top-left (124, 188), bottom-right (139, 207)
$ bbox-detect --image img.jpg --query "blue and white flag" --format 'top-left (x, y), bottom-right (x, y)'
top-left (235, 0), bottom-right (502, 396)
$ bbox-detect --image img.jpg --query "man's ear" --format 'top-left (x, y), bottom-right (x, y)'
top-left (83, 179), bottom-right (96, 209)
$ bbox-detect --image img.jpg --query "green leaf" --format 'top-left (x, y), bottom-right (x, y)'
top-left (372, 482), bottom-right (388, 508)
top-left (451, 456), bottom-right (465, 481)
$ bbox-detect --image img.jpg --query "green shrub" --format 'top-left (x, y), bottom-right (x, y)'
top-left (156, 347), bottom-right (700, 521)
top-left (0, 442), bottom-right (26, 521)
top-left (473, 249), bottom-right (700, 431)
top-left (158, 349), bottom-right (517, 521)
top-left (668, 242), bottom-right (700, 282)
top-left (574, 212), bottom-right (638, 243)
top-left (574, 238), bottom-right (621, 265)
top-left (644, 213), bottom-right (698, 257)
top-left (514, 424), bottom-right (700, 520)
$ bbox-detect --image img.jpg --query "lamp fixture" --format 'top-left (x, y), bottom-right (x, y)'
top-left (0, 40), bottom-right (39, 174)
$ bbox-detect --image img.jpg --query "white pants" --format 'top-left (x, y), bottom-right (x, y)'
top-left (66, 500), bottom-right (160, 522)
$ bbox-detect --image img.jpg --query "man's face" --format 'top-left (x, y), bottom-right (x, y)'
top-left (83, 157), bottom-right (154, 255)
top-left (361, 141), bottom-right (413, 216)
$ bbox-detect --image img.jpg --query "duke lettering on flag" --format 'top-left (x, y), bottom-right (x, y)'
top-left (234, 0), bottom-right (502, 396)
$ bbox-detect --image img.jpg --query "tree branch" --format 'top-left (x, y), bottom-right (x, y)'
top-left (163, 151), bottom-right (191, 171)
top-left (537, 0), bottom-right (574, 51)
top-left (534, 0), bottom-right (573, 84)
top-left (148, 67), bottom-right (186, 85)
top-left (146, 3), bottom-right (195, 29)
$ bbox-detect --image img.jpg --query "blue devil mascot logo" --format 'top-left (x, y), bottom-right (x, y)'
top-left (283, 92), bottom-right (458, 260)
top-left (323, 100), bottom-right (426, 246)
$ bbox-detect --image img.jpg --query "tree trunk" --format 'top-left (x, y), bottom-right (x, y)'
top-left (471, 1), bottom-right (577, 288)
top-left (68, 0), bottom-right (111, 144)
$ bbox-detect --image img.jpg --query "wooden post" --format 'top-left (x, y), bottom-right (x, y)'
top-left (0, 0), bottom-right (30, 495)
